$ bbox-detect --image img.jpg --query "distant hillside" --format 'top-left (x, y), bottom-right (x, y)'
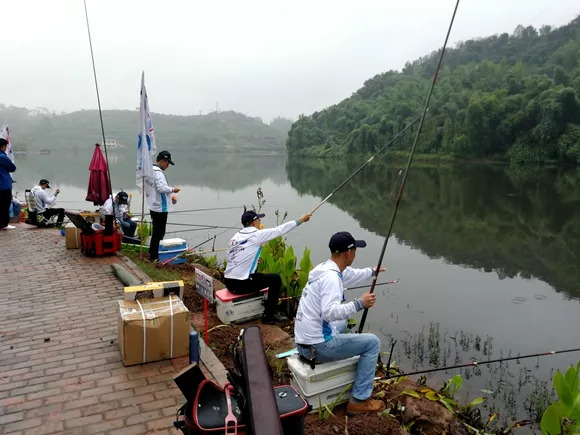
top-left (287, 16), bottom-right (580, 164)
top-left (0, 105), bottom-right (292, 153)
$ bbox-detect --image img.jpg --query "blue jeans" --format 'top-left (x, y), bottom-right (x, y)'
top-left (120, 218), bottom-right (137, 237)
top-left (297, 332), bottom-right (380, 401)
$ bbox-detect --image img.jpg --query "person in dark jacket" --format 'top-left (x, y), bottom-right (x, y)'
top-left (0, 138), bottom-right (16, 230)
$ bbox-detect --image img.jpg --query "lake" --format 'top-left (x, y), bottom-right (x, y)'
top-left (12, 149), bottom-right (580, 428)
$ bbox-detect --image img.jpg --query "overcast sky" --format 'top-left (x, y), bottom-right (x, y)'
top-left (0, 0), bottom-right (578, 122)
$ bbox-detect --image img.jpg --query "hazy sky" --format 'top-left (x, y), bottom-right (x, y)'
top-left (0, 0), bottom-right (578, 121)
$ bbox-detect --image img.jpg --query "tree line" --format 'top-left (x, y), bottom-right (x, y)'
top-left (287, 17), bottom-right (580, 164)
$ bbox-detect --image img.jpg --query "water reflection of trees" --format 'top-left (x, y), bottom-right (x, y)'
top-left (286, 156), bottom-right (580, 298)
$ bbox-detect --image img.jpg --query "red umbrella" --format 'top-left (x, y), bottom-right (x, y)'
top-left (86, 143), bottom-right (111, 206)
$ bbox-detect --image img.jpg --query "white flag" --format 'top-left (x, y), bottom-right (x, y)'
top-left (0, 123), bottom-right (14, 164)
top-left (136, 72), bottom-right (157, 190)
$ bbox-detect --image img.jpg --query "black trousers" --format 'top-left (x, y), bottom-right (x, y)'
top-left (0, 189), bottom-right (11, 228)
top-left (40, 208), bottom-right (65, 225)
top-left (149, 210), bottom-right (168, 261)
top-left (224, 273), bottom-right (282, 318)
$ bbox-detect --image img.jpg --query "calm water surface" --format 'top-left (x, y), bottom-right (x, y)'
top-left (13, 150), bottom-right (580, 429)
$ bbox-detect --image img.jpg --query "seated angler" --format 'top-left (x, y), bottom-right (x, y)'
top-left (31, 179), bottom-right (65, 226)
top-left (100, 191), bottom-right (137, 237)
top-left (294, 231), bottom-right (386, 415)
top-left (224, 209), bottom-right (312, 324)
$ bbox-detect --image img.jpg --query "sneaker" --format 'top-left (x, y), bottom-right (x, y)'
top-left (346, 398), bottom-right (386, 415)
top-left (1, 225), bottom-right (16, 230)
top-left (262, 313), bottom-right (289, 324)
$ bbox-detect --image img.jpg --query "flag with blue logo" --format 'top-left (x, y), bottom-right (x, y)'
top-left (136, 72), bottom-right (157, 190)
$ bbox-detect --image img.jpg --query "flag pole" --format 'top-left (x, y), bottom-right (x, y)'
top-left (140, 175), bottom-right (145, 259)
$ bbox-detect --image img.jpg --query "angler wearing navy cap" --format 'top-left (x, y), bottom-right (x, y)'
top-left (145, 150), bottom-right (181, 261)
top-left (224, 209), bottom-right (312, 324)
top-left (294, 231), bottom-right (386, 415)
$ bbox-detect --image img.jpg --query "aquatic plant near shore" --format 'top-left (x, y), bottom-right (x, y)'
top-left (540, 360), bottom-right (580, 434)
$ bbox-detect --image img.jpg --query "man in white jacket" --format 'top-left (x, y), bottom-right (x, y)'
top-left (224, 209), bottom-right (312, 324)
top-left (31, 179), bottom-right (65, 226)
top-left (294, 231), bottom-right (386, 415)
top-left (100, 191), bottom-right (136, 237)
top-left (145, 151), bottom-right (180, 261)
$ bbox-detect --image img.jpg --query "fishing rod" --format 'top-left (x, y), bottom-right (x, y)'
top-left (161, 235), bottom-right (218, 266)
top-left (131, 206), bottom-right (243, 217)
top-left (83, 0), bottom-right (114, 206)
top-left (358, 0), bottom-right (461, 334)
top-left (308, 91), bottom-right (451, 216)
top-left (277, 279), bottom-right (400, 302)
top-left (376, 347), bottom-right (580, 381)
top-left (166, 222), bottom-right (239, 230)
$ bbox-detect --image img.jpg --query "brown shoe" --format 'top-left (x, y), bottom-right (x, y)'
top-left (346, 398), bottom-right (386, 415)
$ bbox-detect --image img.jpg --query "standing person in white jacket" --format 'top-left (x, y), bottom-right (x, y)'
top-left (294, 231), bottom-right (386, 415)
top-left (224, 209), bottom-right (312, 324)
top-left (145, 151), bottom-right (180, 261)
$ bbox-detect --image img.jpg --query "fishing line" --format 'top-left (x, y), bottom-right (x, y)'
top-left (83, 0), bottom-right (113, 201)
top-left (358, 0), bottom-right (461, 334)
top-left (376, 347), bottom-right (580, 381)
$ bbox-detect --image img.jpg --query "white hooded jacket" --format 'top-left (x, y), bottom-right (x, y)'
top-left (224, 219), bottom-right (301, 280)
top-left (294, 259), bottom-right (373, 345)
top-left (145, 165), bottom-right (174, 213)
top-left (31, 185), bottom-right (57, 213)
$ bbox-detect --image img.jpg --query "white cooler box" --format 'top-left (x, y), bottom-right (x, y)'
top-left (215, 288), bottom-right (268, 324)
top-left (287, 354), bottom-right (359, 409)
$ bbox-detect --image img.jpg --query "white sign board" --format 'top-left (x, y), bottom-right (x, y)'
top-left (195, 269), bottom-right (214, 304)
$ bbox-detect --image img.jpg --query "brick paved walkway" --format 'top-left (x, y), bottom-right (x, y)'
top-left (0, 224), bottom-right (188, 435)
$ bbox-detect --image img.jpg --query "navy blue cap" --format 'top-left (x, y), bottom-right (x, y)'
top-left (241, 210), bottom-right (265, 226)
top-left (157, 150), bottom-right (175, 165)
top-left (329, 231), bottom-right (367, 253)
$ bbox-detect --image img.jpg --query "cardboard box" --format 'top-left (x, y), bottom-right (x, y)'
top-left (79, 211), bottom-right (100, 223)
top-left (146, 280), bottom-right (184, 300)
top-left (65, 223), bottom-right (82, 249)
top-left (118, 296), bottom-right (190, 366)
top-left (124, 283), bottom-right (165, 301)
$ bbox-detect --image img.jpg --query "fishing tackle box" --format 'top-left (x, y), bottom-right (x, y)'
top-left (287, 354), bottom-right (359, 409)
top-left (65, 211), bottom-right (122, 257)
top-left (215, 288), bottom-right (268, 324)
top-left (158, 238), bottom-right (188, 264)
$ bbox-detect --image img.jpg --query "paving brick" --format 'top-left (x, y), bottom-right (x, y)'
top-left (0, 411), bottom-right (24, 425)
top-left (103, 405), bottom-right (140, 421)
top-left (140, 397), bottom-right (177, 412)
top-left (63, 395), bottom-right (100, 410)
top-left (2, 417), bottom-right (42, 432)
top-left (113, 378), bottom-right (147, 391)
top-left (108, 423), bottom-right (147, 435)
top-left (146, 416), bottom-right (174, 432)
top-left (25, 402), bottom-right (63, 418)
top-left (64, 413), bottom-right (103, 429)
top-left (80, 400), bottom-right (120, 417)
top-left (119, 393), bottom-right (156, 407)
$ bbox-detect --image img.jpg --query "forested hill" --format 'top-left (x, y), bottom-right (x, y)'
top-left (0, 105), bottom-right (290, 153)
top-left (287, 16), bottom-right (580, 164)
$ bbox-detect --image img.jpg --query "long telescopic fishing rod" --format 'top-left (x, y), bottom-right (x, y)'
top-left (377, 347), bottom-right (580, 381)
top-left (358, 0), bottom-right (461, 334)
top-left (131, 206), bottom-right (243, 217)
top-left (83, 0), bottom-right (113, 205)
top-left (277, 279), bottom-right (400, 302)
top-left (308, 91), bottom-right (450, 216)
